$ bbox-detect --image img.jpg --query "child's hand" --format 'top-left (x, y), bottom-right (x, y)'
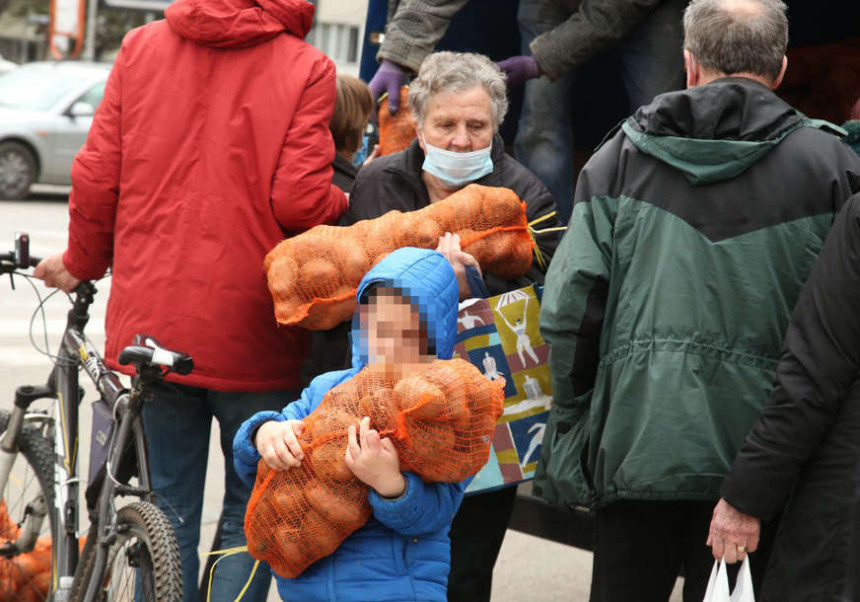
top-left (255, 420), bottom-right (306, 472)
top-left (345, 417), bottom-right (407, 498)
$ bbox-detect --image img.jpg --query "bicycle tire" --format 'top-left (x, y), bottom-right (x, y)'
top-left (0, 409), bottom-right (57, 602)
top-left (71, 501), bottom-right (182, 602)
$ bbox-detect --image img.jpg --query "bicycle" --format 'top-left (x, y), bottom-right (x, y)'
top-left (0, 232), bottom-right (189, 601)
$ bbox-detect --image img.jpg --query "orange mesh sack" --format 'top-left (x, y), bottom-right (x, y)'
top-left (378, 86), bottom-right (417, 155)
top-left (0, 503), bottom-right (85, 600)
top-left (0, 500), bottom-right (53, 602)
top-left (244, 359), bottom-right (505, 579)
top-left (265, 183), bottom-right (535, 330)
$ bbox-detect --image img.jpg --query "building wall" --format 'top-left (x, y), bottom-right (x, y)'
top-left (308, 0), bottom-right (369, 78)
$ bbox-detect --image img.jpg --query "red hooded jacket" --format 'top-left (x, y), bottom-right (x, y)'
top-left (63, 0), bottom-right (347, 392)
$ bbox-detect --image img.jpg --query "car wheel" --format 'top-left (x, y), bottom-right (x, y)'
top-left (0, 141), bottom-right (36, 200)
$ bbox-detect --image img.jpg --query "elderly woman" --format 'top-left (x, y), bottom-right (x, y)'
top-left (345, 51), bottom-right (560, 602)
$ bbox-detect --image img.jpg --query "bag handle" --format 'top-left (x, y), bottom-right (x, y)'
top-left (702, 557), bottom-right (755, 602)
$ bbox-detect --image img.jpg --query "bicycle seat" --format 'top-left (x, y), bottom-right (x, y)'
top-left (118, 335), bottom-right (194, 376)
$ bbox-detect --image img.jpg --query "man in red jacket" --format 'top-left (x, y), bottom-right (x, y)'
top-left (35, 0), bottom-right (347, 599)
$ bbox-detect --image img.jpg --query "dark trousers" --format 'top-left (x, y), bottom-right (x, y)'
top-left (143, 381), bottom-right (299, 602)
top-left (591, 500), bottom-right (777, 602)
top-left (447, 486), bottom-right (519, 602)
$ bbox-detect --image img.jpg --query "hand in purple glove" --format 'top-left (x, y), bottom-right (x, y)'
top-left (369, 59), bottom-right (408, 115)
top-left (497, 56), bottom-right (541, 88)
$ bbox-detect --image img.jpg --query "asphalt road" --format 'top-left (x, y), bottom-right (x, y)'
top-left (0, 188), bottom-right (684, 601)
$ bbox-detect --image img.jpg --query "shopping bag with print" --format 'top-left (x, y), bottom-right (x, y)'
top-left (452, 284), bottom-right (552, 494)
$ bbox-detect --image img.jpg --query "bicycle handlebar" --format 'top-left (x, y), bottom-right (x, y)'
top-left (6, 233), bottom-right (195, 378)
top-left (0, 233), bottom-right (42, 274)
top-left (118, 341), bottom-right (194, 376)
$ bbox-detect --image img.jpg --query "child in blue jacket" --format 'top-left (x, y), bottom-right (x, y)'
top-left (233, 247), bottom-right (466, 602)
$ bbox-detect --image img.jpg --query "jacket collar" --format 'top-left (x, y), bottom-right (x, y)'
top-left (622, 77), bottom-right (813, 185)
top-left (629, 77), bottom-right (802, 142)
top-left (332, 153), bottom-right (358, 179)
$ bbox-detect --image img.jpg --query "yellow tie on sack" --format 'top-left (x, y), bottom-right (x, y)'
top-left (204, 545), bottom-right (261, 602)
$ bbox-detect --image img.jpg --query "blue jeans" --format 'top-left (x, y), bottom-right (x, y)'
top-left (142, 381), bottom-right (297, 602)
top-left (515, 0), bottom-right (686, 224)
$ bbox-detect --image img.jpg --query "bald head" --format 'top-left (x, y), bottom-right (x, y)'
top-left (683, 0), bottom-right (788, 82)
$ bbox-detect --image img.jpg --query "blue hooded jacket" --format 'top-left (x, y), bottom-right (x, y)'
top-left (233, 248), bottom-right (463, 601)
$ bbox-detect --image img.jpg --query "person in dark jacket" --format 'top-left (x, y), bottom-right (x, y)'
top-left (329, 73), bottom-right (376, 193)
top-left (301, 73), bottom-right (378, 388)
top-left (707, 191), bottom-right (860, 600)
top-left (347, 51), bottom-right (560, 602)
top-left (534, 1), bottom-right (860, 600)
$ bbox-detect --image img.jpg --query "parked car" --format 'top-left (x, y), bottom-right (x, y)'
top-left (0, 61), bottom-right (111, 199)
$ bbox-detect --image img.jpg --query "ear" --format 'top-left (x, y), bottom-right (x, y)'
top-left (416, 125), bottom-right (426, 153)
top-left (684, 50), bottom-right (699, 89)
top-left (770, 55), bottom-right (788, 90)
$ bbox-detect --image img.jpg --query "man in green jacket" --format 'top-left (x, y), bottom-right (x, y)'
top-left (535, 0), bottom-right (860, 600)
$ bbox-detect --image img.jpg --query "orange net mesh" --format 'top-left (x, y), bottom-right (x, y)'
top-left (0, 502), bottom-right (53, 601)
top-left (244, 359), bottom-right (505, 579)
top-left (378, 87), bottom-right (417, 156)
top-left (265, 184), bottom-right (534, 330)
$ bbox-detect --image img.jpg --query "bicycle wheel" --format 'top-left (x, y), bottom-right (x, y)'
top-left (72, 501), bottom-right (182, 602)
top-left (0, 409), bottom-right (56, 602)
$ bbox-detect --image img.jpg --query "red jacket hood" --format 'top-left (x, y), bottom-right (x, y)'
top-left (165, 0), bottom-right (314, 48)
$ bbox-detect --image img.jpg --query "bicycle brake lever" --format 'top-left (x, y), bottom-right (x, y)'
top-left (8, 273), bottom-right (15, 291)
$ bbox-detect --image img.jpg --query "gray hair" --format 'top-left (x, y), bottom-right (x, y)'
top-left (408, 51), bottom-right (509, 131)
top-left (683, 0), bottom-right (788, 81)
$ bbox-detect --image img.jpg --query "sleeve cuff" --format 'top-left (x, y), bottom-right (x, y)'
top-left (368, 472), bottom-right (423, 520)
top-left (465, 265), bottom-right (490, 299)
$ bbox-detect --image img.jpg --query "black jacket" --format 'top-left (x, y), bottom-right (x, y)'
top-left (721, 193), bottom-right (860, 601)
top-left (331, 153), bottom-right (359, 193)
top-left (345, 134), bottom-right (560, 296)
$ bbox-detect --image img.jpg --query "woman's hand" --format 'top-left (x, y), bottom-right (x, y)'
top-left (436, 232), bottom-right (481, 301)
top-left (254, 420), bottom-right (306, 472)
top-left (345, 417), bottom-right (406, 498)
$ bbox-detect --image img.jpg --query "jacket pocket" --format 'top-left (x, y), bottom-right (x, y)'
top-left (533, 392), bottom-right (596, 507)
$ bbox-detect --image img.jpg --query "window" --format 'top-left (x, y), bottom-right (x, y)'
top-left (76, 82), bottom-right (106, 110)
top-left (309, 23), bottom-right (361, 65)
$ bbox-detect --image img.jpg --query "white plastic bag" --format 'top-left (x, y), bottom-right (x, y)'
top-left (702, 557), bottom-right (755, 602)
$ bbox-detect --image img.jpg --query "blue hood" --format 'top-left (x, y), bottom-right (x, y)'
top-left (351, 248), bottom-right (459, 368)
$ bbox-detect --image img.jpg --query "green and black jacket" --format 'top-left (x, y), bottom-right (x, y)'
top-left (534, 77), bottom-right (860, 509)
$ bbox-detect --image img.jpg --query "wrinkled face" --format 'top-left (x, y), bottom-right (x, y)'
top-left (361, 290), bottom-right (426, 367)
top-left (417, 86), bottom-right (495, 153)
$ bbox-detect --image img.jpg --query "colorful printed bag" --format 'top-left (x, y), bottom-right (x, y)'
top-left (453, 284), bottom-right (552, 494)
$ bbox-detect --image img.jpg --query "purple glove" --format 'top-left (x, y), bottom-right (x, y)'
top-left (497, 56), bottom-right (541, 88)
top-left (369, 59), bottom-right (408, 114)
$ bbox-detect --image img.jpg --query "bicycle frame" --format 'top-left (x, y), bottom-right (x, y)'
top-left (0, 281), bottom-right (156, 600)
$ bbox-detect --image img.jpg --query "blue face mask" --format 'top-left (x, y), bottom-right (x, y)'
top-left (352, 134), bottom-right (370, 166)
top-left (421, 134), bottom-right (494, 188)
